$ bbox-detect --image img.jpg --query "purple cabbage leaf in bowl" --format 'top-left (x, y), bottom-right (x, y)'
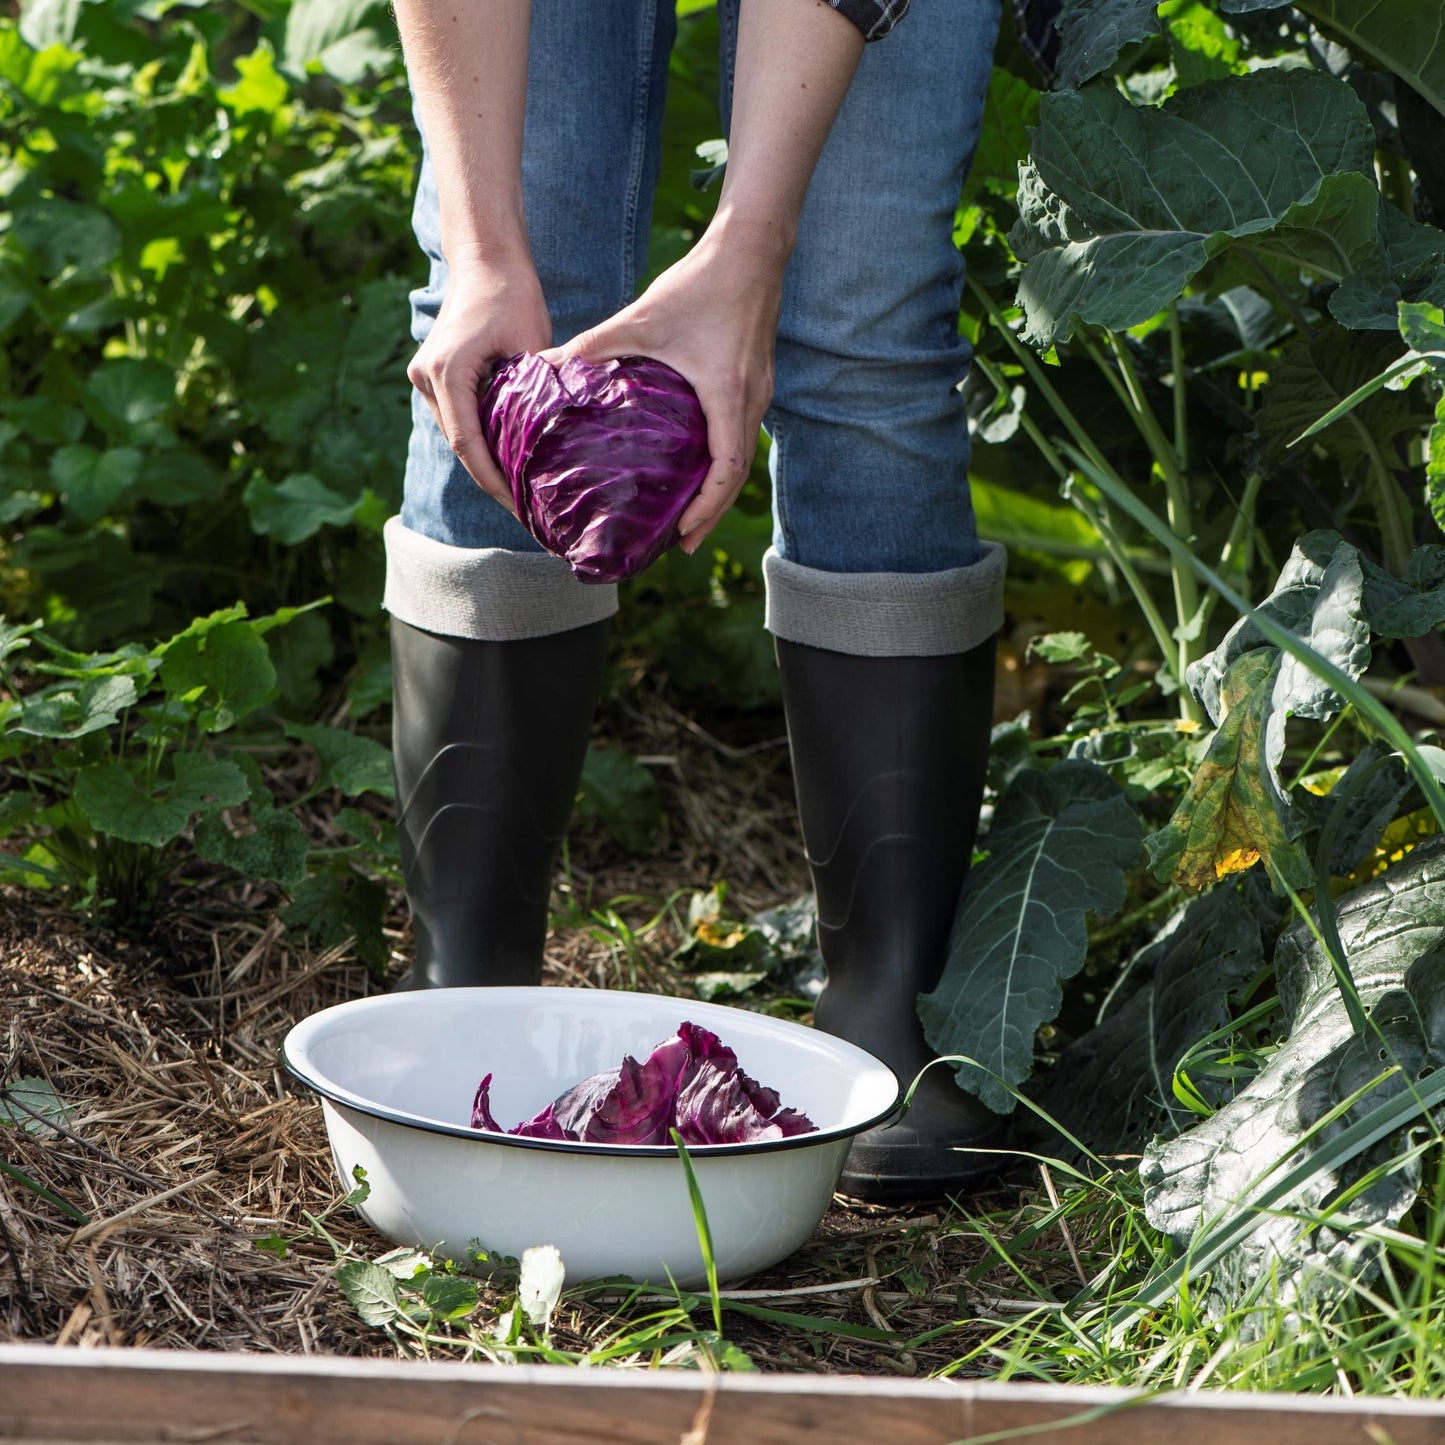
top-left (478, 352), bottom-right (711, 585)
top-left (471, 1020), bottom-right (817, 1146)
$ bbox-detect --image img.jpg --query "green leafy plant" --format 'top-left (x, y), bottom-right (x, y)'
top-left (919, 0), bottom-right (1445, 1342)
top-left (0, 605), bottom-right (395, 962)
top-left (0, 4), bottom-right (414, 713)
top-left (964, 0), bottom-right (1445, 716)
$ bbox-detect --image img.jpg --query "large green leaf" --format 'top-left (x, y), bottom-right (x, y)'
top-left (1245, 0), bottom-right (1445, 122)
top-left (332, 1259), bottom-right (402, 1327)
top-left (1255, 327), bottom-right (1419, 473)
top-left (243, 307), bottom-right (340, 446)
top-left (75, 753), bottom-right (248, 848)
top-left (159, 616), bottom-right (276, 733)
top-left (970, 478), bottom-right (1103, 562)
top-left (1051, 0), bottom-right (1247, 90)
top-left (1053, 0), bottom-right (1160, 90)
top-left (1036, 880), bottom-right (1273, 1153)
top-left (962, 66), bottom-right (1040, 205)
top-left (217, 44), bottom-right (288, 120)
top-left (49, 444), bottom-right (142, 523)
top-left (18, 0), bottom-right (83, 49)
top-left (1327, 204), bottom-right (1445, 330)
top-left (420, 1272), bottom-right (480, 1324)
top-left (11, 197), bottom-right (120, 277)
top-left (1151, 533), bottom-right (1374, 890)
top-left (1142, 842), bottom-right (1445, 1319)
top-left (15, 672), bottom-right (136, 739)
top-left (282, 0), bottom-right (390, 74)
top-left (1397, 302), bottom-right (1445, 527)
top-left (243, 472), bottom-right (358, 545)
top-left (1011, 71), bottom-right (1379, 346)
top-left (1054, 0), bottom-right (1445, 119)
top-left (269, 609), bottom-right (335, 712)
top-left (1313, 743), bottom-right (1421, 876)
top-left (1166, 1), bottom-right (1247, 87)
top-left (0, 1075), bottom-right (76, 1137)
top-left (918, 761), bottom-right (1144, 1114)
top-left (1359, 545), bottom-right (1445, 639)
top-left (1431, 391), bottom-right (1445, 531)
top-left (84, 358), bottom-right (175, 435)
top-left (281, 866), bottom-right (390, 973)
top-left (1147, 651), bottom-right (1314, 890)
top-left (0, 620), bottom-right (40, 666)
top-left (194, 804), bottom-right (310, 887)
top-left (286, 721), bottom-right (394, 799)
top-left (1397, 78), bottom-right (1445, 223)
top-left (1185, 531), bottom-right (1374, 730)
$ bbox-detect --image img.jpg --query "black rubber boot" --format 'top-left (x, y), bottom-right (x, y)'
top-left (776, 636), bottom-right (1001, 1205)
top-left (390, 615), bottom-right (610, 988)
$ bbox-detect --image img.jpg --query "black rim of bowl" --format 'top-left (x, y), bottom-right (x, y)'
top-left (280, 1019), bottom-right (904, 1160)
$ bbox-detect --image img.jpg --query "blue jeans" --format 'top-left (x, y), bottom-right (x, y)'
top-left (391, 0), bottom-right (1006, 654)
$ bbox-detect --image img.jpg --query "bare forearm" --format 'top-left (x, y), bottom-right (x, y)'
top-left (392, 0), bottom-right (533, 264)
top-left (712, 0), bottom-right (864, 263)
top-left (394, 2), bottom-right (547, 500)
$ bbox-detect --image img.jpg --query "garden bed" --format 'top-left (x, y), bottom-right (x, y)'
top-left (0, 704), bottom-right (1047, 1376)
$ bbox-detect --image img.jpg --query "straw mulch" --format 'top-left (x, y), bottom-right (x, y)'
top-left (0, 696), bottom-right (1044, 1375)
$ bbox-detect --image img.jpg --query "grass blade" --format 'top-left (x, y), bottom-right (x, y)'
top-left (1288, 353), bottom-right (1434, 446)
top-left (0, 1153), bottom-right (90, 1223)
top-left (671, 1129), bottom-right (723, 1338)
top-left (719, 1299), bottom-right (896, 1342)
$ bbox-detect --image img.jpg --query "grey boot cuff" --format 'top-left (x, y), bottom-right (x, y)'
top-left (763, 543), bottom-right (1007, 657)
top-left (383, 515), bottom-right (618, 641)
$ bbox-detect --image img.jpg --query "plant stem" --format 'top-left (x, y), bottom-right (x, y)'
top-left (971, 354), bottom-right (1071, 482)
top-left (1355, 436), bottom-right (1414, 578)
top-left (1103, 331), bottom-right (1203, 722)
top-left (1168, 303), bottom-right (1189, 475)
top-left (1063, 486), bottom-right (1180, 673)
top-left (971, 322), bottom-right (1184, 699)
top-left (1078, 331), bottom-right (1139, 418)
top-left (1216, 471), bottom-right (1263, 588)
top-left (1088, 886), bottom-right (1184, 948)
top-left (1198, 470), bottom-right (1266, 635)
top-left (1292, 703), bottom-right (1356, 781)
top-left (968, 279), bottom-right (1120, 483)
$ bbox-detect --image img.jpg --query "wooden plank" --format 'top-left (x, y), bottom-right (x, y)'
top-left (4, 1343), bottom-right (1445, 1445)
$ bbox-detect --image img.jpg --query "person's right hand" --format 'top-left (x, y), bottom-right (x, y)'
top-left (407, 245), bottom-right (551, 510)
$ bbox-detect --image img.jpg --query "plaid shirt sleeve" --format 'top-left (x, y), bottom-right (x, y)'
top-left (825, 0), bottom-right (909, 41)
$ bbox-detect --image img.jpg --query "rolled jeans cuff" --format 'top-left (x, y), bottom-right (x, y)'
top-left (383, 516), bottom-right (618, 642)
top-left (763, 543), bottom-right (1006, 658)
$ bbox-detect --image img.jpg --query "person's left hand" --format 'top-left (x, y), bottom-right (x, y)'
top-left (540, 218), bottom-right (787, 554)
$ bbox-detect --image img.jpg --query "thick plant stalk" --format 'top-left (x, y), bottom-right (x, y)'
top-left (970, 280), bottom-right (1204, 717)
top-left (969, 279), bottom-right (1120, 484)
top-left (1103, 330), bottom-right (1203, 719)
top-left (1168, 303), bottom-right (1190, 475)
top-left (971, 354), bottom-right (1179, 667)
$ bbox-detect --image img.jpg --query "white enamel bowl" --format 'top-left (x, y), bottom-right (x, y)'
top-left (282, 987), bottom-right (900, 1287)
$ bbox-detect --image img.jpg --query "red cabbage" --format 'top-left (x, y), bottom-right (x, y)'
top-left (470, 1021), bottom-right (816, 1146)
top-left (478, 352), bottom-right (711, 585)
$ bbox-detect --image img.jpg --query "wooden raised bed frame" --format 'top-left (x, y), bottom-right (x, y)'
top-left (5, 1344), bottom-right (1445, 1444)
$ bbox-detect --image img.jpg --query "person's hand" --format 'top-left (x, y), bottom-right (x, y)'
top-left (407, 245), bottom-right (551, 509)
top-left (541, 220), bottom-right (786, 553)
